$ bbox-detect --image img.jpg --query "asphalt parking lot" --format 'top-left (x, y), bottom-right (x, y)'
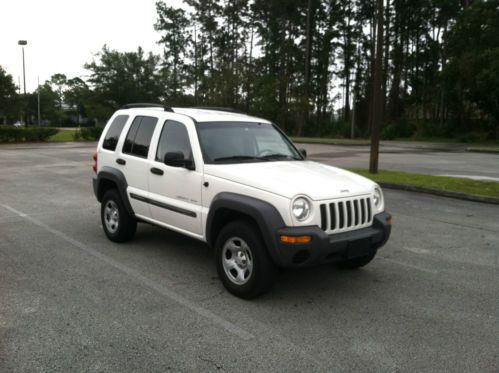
top-left (1, 143), bottom-right (498, 372)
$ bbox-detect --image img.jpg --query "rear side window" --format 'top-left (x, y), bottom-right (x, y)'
top-left (102, 115), bottom-right (129, 151)
top-left (122, 116), bottom-right (158, 158)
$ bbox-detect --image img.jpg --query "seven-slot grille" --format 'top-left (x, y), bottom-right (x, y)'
top-left (319, 196), bottom-right (373, 234)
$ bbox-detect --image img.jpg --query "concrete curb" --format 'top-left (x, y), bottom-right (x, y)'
top-left (378, 182), bottom-right (499, 205)
top-left (466, 148), bottom-right (499, 154)
top-left (0, 141), bottom-right (97, 150)
top-left (292, 140), bottom-right (369, 147)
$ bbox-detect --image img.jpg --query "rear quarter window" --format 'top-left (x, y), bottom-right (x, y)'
top-left (102, 115), bottom-right (129, 151)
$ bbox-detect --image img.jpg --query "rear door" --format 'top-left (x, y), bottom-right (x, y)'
top-left (118, 115), bottom-right (158, 218)
top-left (147, 118), bottom-right (203, 237)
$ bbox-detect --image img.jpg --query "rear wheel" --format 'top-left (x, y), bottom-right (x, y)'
top-left (336, 249), bottom-right (377, 269)
top-left (101, 189), bottom-right (137, 242)
top-left (215, 221), bottom-right (275, 299)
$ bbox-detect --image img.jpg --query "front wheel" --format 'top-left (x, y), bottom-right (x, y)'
top-left (335, 249), bottom-right (377, 269)
top-left (101, 189), bottom-right (137, 243)
top-left (215, 221), bottom-right (275, 299)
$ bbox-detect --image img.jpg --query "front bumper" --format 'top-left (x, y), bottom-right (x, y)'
top-left (273, 212), bottom-right (391, 267)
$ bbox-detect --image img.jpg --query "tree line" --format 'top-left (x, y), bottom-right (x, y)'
top-left (0, 0), bottom-right (497, 140)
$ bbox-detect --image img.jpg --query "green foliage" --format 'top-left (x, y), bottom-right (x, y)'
top-left (155, 2), bottom-right (191, 101)
top-left (3, 0), bottom-right (499, 142)
top-left (72, 130), bottom-right (82, 141)
top-left (72, 127), bottom-right (102, 141)
top-left (0, 126), bottom-right (58, 142)
top-left (444, 0), bottom-right (499, 135)
top-left (0, 66), bottom-right (19, 123)
top-left (84, 45), bottom-right (164, 117)
top-left (80, 127), bottom-right (103, 140)
top-left (382, 121), bottom-right (416, 140)
top-left (25, 82), bottom-right (64, 125)
top-left (303, 119), bottom-right (353, 139)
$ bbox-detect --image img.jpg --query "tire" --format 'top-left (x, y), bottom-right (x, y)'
top-left (215, 221), bottom-right (275, 299)
top-left (101, 189), bottom-right (137, 243)
top-left (336, 249), bottom-right (377, 270)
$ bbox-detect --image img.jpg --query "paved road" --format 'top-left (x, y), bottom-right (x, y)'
top-left (0, 143), bottom-right (498, 372)
top-left (297, 142), bottom-right (499, 181)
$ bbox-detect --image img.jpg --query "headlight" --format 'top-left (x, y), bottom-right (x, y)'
top-left (292, 197), bottom-right (311, 221)
top-left (373, 187), bottom-right (383, 209)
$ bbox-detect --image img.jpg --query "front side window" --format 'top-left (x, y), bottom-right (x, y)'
top-left (196, 121), bottom-right (302, 164)
top-left (122, 116), bottom-right (158, 158)
top-left (156, 120), bottom-right (193, 162)
top-left (102, 115), bottom-right (129, 151)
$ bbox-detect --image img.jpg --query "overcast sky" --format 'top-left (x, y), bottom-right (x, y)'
top-left (1, 0), bottom-right (184, 92)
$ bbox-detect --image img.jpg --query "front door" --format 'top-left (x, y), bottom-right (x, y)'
top-left (147, 119), bottom-right (203, 237)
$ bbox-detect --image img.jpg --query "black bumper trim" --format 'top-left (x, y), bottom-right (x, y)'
top-left (272, 212), bottom-right (391, 267)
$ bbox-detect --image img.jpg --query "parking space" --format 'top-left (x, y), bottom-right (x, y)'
top-left (0, 143), bottom-right (498, 371)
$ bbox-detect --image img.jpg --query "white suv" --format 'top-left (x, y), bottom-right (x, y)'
top-left (92, 104), bottom-right (391, 298)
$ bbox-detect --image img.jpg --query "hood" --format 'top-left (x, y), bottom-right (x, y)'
top-left (204, 161), bottom-right (376, 200)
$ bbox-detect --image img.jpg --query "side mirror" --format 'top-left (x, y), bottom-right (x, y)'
top-left (164, 152), bottom-right (195, 170)
top-left (299, 148), bottom-right (307, 159)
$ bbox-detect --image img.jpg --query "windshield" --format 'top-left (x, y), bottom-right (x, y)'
top-left (196, 121), bottom-right (303, 164)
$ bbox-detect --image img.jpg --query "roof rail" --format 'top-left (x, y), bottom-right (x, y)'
top-left (121, 103), bottom-right (174, 112)
top-left (192, 106), bottom-right (243, 114)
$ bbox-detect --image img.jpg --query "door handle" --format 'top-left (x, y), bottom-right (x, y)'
top-left (116, 158), bottom-right (126, 165)
top-left (150, 167), bottom-right (164, 176)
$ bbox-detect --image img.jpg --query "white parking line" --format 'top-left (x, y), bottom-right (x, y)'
top-left (0, 203), bottom-right (255, 341)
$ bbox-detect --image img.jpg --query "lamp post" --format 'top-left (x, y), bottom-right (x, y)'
top-left (18, 40), bottom-right (27, 127)
top-left (37, 76), bottom-right (41, 126)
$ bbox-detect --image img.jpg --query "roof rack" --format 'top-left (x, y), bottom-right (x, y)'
top-left (192, 106), bottom-right (243, 114)
top-left (121, 103), bottom-right (174, 112)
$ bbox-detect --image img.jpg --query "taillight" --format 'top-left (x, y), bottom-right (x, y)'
top-left (92, 151), bottom-right (98, 173)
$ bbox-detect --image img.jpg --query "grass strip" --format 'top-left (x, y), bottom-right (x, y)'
top-left (349, 168), bottom-right (499, 199)
top-left (48, 129), bottom-right (78, 142)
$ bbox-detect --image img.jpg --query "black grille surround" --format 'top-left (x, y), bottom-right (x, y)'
top-left (319, 196), bottom-right (373, 233)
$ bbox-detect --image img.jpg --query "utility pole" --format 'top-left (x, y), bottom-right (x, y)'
top-left (18, 40), bottom-right (28, 127)
top-left (37, 76), bottom-right (41, 126)
top-left (17, 76), bottom-right (22, 124)
top-left (369, 0), bottom-right (384, 174)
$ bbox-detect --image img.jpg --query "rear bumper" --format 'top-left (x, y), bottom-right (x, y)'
top-left (92, 176), bottom-right (98, 200)
top-left (273, 212), bottom-right (391, 267)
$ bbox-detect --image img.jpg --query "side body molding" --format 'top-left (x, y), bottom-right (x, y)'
top-left (206, 192), bottom-right (286, 264)
top-left (94, 166), bottom-right (135, 217)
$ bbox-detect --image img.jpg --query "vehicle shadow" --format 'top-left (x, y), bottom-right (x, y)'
top-left (128, 222), bottom-right (387, 306)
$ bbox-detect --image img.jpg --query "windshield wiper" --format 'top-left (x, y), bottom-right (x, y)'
top-left (259, 153), bottom-right (300, 160)
top-left (213, 155), bottom-right (267, 163)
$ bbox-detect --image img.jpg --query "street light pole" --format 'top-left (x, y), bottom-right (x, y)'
top-left (18, 40), bottom-right (28, 127)
top-left (37, 76), bottom-right (41, 126)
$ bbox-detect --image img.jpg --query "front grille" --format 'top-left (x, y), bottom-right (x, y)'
top-left (319, 196), bottom-right (373, 234)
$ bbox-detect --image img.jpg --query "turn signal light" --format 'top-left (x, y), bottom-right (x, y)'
top-left (387, 216), bottom-right (392, 225)
top-left (280, 235), bottom-right (312, 244)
